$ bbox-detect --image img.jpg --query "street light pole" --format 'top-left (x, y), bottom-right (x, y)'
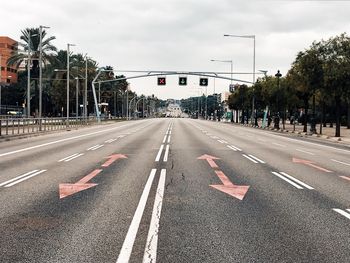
top-left (84, 55), bottom-right (88, 119)
top-left (76, 77), bottom-right (79, 118)
top-left (66, 43), bottom-right (76, 122)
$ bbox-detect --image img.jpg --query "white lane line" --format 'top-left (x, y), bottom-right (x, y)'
top-left (242, 154), bottom-right (258, 163)
top-left (64, 153), bottom-right (84, 162)
top-left (230, 145), bottom-right (242, 151)
top-left (347, 209), bottom-right (350, 213)
top-left (217, 140), bottom-right (225, 144)
top-left (116, 169), bottom-right (157, 263)
top-left (87, 145), bottom-right (100, 151)
top-left (0, 170), bottom-right (38, 187)
top-left (331, 159), bottom-right (350, 166)
top-left (105, 138), bottom-right (116, 143)
top-left (162, 135), bottom-right (167, 143)
top-left (167, 136), bottom-right (171, 143)
top-left (296, 149), bottom-right (315, 155)
top-left (143, 169), bottom-right (166, 263)
top-left (155, 145), bottom-right (164, 162)
top-left (5, 170), bottom-right (47, 187)
top-left (333, 209), bottom-right (350, 220)
top-left (91, 144), bottom-right (104, 151)
top-left (280, 172), bottom-right (314, 189)
top-left (118, 135), bottom-right (126, 138)
top-left (227, 145), bottom-right (237, 151)
top-left (58, 153), bottom-right (79, 162)
top-left (163, 145), bottom-right (170, 162)
top-left (248, 154), bottom-right (265, 164)
top-left (273, 142), bottom-right (286, 147)
top-left (212, 136), bottom-right (219, 139)
top-left (272, 172), bottom-right (303, 189)
top-left (0, 122), bottom-right (136, 157)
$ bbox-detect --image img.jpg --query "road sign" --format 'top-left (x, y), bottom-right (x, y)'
top-left (157, 77), bottom-right (166, 86)
top-left (199, 78), bottom-right (208, 86)
top-left (179, 77), bottom-right (187, 86)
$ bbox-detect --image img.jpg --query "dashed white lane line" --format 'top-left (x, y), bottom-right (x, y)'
top-left (227, 145), bottom-right (242, 151)
top-left (167, 136), bottom-right (171, 143)
top-left (116, 169), bottom-right (157, 263)
top-left (333, 209), bottom-right (350, 220)
top-left (217, 140), bottom-right (226, 144)
top-left (87, 145), bottom-right (100, 151)
top-left (272, 172), bottom-right (314, 189)
top-left (105, 138), bottom-right (117, 143)
top-left (242, 154), bottom-right (258, 163)
top-left (89, 144), bottom-right (104, 151)
top-left (64, 153), bottom-right (84, 162)
top-left (296, 149), bottom-right (315, 155)
top-left (58, 153), bottom-right (80, 162)
top-left (143, 169), bottom-right (166, 263)
top-left (162, 135), bottom-right (167, 143)
top-left (155, 145), bottom-right (164, 162)
top-left (1, 170), bottom-right (47, 187)
top-left (272, 172), bottom-right (304, 189)
top-left (273, 142), bottom-right (286, 147)
top-left (163, 145), bottom-right (170, 162)
top-left (248, 154), bottom-right (265, 164)
top-left (331, 159), bottom-right (350, 166)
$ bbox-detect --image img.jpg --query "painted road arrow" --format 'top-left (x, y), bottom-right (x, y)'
top-left (59, 169), bottom-right (102, 199)
top-left (102, 154), bottom-right (127, 167)
top-left (210, 171), bottom-right (250, 200)
top-left (292, 158), bottom-right (332, 173)
top-left (197, 154), bottom-right (220, 168)
top-left (198, 154), bottom-right (250, 200)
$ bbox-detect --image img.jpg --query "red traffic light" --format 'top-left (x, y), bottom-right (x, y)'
top-left (157, 77), bottom-right (166, 85)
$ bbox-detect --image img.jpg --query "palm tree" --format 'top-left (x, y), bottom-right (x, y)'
top-left (7, 27), bottom-right (57, 115)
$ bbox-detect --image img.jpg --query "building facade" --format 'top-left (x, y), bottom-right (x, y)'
top-left (0, 36), bottom-right (18, 84)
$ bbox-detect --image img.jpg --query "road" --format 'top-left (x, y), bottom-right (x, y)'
top-left (0, 118), bottom-right (349, 262)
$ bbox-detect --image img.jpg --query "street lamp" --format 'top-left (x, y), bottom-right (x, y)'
top-left (66, 43), bottom-right (76, 121)
top-left (274, 70), bottom-right (282, 130)
top-left (224, 34), bottom-right (256, 125)
top-left (39, 25), bottom-right (50, 119)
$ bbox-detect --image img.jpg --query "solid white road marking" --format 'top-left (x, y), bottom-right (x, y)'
top-left (333, 209), bottom-right (350, 220)
top-left (296, 149), bottom-right (315, 155)
top-left (163, 145), bottom-right (170, 162)
top-left (143, 169), bottom-right (166, 263)
top-left (279, 172), bottom-right (314, 189)
top-left (242, 154), bottom-right (258, 163)
top-left (248, 154), bottom-right (265, 163)
top-left (64, 153), bottom-right (84, 162)
top-left (271, 172), bottom-right (303, 189)
top-left (331, 159), bottom-right (350, 166)
top-left (0, 170), bottom-right (38, 187)
top-left (58, 153), bottom-right (80, 162)
top-left (5, 170), bottom-right (47, 187)
top-left (155, 145), bottom-right (164, 162)
top-left (116, 169), bottom-right (157, 263)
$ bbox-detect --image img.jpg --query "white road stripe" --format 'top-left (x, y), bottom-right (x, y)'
top-left (227, 145), bottom-right (237, 151)
top-left (248, 154), bottom-right (265, 164)
top-left (273, 142), bottom-right (286, 147)
top-left (87, 145), bottom-right (100, 151)
top-left (116, 169), bottom-right (157, 263)
top-left (0, 170), bottom-right (38, 187)
top-left (167, 136), bottom-right (171, 143)
top-left (280, 172), bottom-right (314, 189)
top-left (58, 153), bottom-right (79, 162)
top-left (333, 209), bottom-right (350, 220)
top-left (331, 159), bottom-right (350, 166)
top-left (229, 145), bottom-right (242, 151)
top-left (162, 135), bottom-right (167, 143)
top-left (163, 145), bottom-right (170, 162)
top-left (118, 135), bottom-right (126, 138)
top-left (64, 153), bottom-right (84, 162)
top-left (143, 169), bottom-right (166, 263)
top-left (242, 154), bottom-right (258, 163)
top-left (271, 172), bottom-right (303, 189)
top-left (296, 149), bottom-right (315, 155)
top-left (347, 209), bottom-right (350, 213)
top-left (91, 145), bottom-right (104, 151)
top-left (155, 145), bottom-right (164, 162)
top-left (5, 170), bottom-right (47, 187)
top-left (217, 140), bottom-right (225, 144)
top-left (105, 139), bottom-right (116, 143)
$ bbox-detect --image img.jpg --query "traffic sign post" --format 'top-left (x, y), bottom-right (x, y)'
top-left (179, 77), bottom-right (187, 86)
top-left (157, 77), bottom-right (166, 86)
top-left (199, 78), bottom-right (208, 86)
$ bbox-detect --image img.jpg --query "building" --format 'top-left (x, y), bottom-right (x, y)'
top-left (0, 36), bottom-right (18, 84)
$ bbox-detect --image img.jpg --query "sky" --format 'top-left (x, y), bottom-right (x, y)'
top-left (1, 0), bottom-right (350, 99)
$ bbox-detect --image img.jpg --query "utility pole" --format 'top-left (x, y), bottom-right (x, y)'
top-left (84, 55), bottom-right (88, 119)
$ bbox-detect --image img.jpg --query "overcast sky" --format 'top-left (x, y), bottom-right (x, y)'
top-left (1, 0), bottom-right (350, 99)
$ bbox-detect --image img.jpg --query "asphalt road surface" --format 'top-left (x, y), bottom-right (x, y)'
top-left (0, 118), bottom-right (349, 263)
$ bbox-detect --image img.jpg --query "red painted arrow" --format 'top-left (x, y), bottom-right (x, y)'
top-left (292, 158), bottom-right (332, 173)
top-left (210, 171), bottom-right (250, 200)
top-left (102, 154), bottom-right (127, 167)
top-left (59, 169), bottom-right (102, 199)
top-left (197, 154), bottom-right (220, 168)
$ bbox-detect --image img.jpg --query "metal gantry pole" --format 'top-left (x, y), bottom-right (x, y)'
top-left (66, 44), bottom-right (70, 120)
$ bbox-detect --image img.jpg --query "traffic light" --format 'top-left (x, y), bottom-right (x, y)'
top-left (157, 77), bottom-right (166, 86)
top-left (179, 77), bottom-right (187, 86)
top-left (199, 78), bottom-right (208, 86)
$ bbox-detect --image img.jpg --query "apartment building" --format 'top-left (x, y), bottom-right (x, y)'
top-left (0, 36), bottom-right (18, 84)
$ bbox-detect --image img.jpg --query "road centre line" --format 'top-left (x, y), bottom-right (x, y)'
top-left (116, 169), bottom-right (157, 263)
top-left (227, 145), bottom-right (238, 151)
top-left (248, 154), bottom-right (265, 163)
top-left (296, 149), bottom-right (315, 155)
top-left (331, 159), bottom-right (350, 166)
top-left (333, 209), bottom-right (350, 220)
top-left (87, 145), bottom-right (99, 150)
top-left (58, 153), bottom-right (80, 162)
top-left (0, 170), bottom-right (38, 187)
top-left (242, 154), bottom-right (258, 164)
top-left (230, 145), bottom-right (242, 151)
top-left (155, 145), bottom-right (164, 162)
top-left (163, 145), bottom-right (170, 162)
top-left (279, 172), bottom-right (314, 189)
top-left (91, 144), bottom-right (104, 151)
top-left (105, 138), bottom-right (117, 143)
top-left (271, 172), bottom-right (303, 189)
top-left (143, 169), bottom-right (166, 263)
top-left (64, 153), bottom-right (84, 162)
top-left (0, 122), bottom-right (136, 157)
top-left (4, 170), bottom-right (47, 187)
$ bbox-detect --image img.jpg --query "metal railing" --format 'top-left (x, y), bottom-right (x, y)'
top-left (0, 117), bottom-right (98, 137)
